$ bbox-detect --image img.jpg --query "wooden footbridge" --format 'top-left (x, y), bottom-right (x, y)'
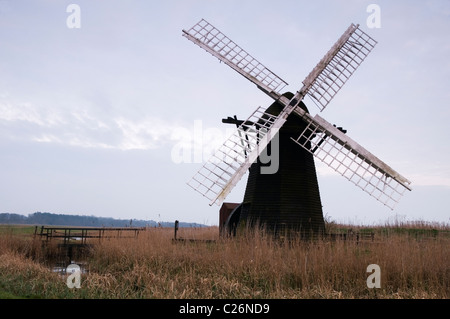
top-left (34, 226), bottom-right (145, 245)
top-left (34, 226), bottom-right (146, 262)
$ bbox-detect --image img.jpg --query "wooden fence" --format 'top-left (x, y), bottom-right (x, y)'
top-left (34, 226), bottom-right (145, 245)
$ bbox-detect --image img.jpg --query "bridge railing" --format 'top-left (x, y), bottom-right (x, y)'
top-left (34, 226), bottom-right (146, 245)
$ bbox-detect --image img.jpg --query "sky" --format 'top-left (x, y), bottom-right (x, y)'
top-left (0, 0), bottom-right (449, 226)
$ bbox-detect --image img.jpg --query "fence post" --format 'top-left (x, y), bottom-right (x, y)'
top-left (174, 220), bottom-right (179, 240)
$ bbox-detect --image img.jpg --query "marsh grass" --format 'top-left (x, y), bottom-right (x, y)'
top-left (0, 221), bottom-right (448, 299)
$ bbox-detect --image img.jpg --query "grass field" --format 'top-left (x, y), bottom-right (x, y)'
top-left (0, 221), bottom-right (448, 299)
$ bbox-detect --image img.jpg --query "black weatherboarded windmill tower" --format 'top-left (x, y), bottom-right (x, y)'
top-left (182, 19), bottom-right (412, 238)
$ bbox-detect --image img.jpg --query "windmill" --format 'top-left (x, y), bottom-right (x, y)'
top-left (182, 19), bottom-right (412, 237)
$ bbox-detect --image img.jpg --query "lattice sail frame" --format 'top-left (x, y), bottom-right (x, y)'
top-left (182, 19), bottom-right (288, 100)
top-left (291, 108), bottom-right (412, 209)
top-left (301, 24), bottom-right (377, 111)
top-left (187, 107), bottom-right (286, 206)
top-left (183, 19), bottom-right (411, 208)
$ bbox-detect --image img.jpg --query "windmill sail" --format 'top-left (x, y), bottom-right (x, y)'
top-left (182, 19), bottom-right (288, 100)
top-left (183, 20), bottom-right (411, 212)
top-left (290, 107), bottom-right (412, 209)
top-left (187, 107), bottom-right (285, 206)
top-left (301, 24), bottom-right (377, 111)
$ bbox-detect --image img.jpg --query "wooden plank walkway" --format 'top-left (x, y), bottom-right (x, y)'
top-left (34, 226), bottom-right (146, 245)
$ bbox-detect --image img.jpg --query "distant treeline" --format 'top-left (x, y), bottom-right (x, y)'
top-left (0, 212), bottom-right (204, 228)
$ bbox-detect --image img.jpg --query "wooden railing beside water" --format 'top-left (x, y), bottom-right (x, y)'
top-left (34, 226), bottom-right (145, 245)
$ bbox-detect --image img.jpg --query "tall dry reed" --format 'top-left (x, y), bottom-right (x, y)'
top-left (84, 225), bottom-right (449, 299)
top-left (0, 223), bottom-right (448, 298)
